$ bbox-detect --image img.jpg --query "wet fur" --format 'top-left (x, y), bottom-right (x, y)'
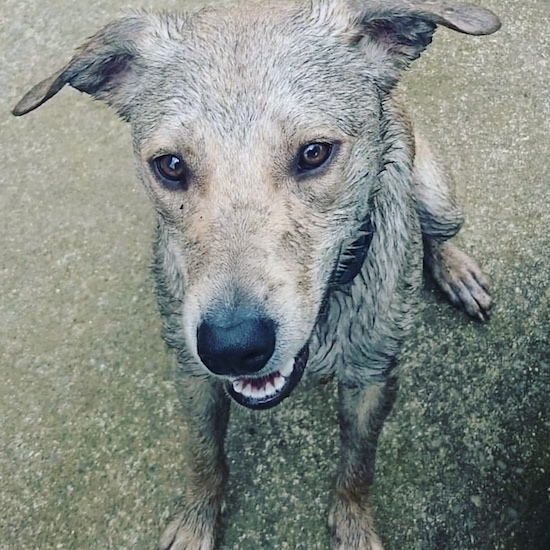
top-left (13, 1), bottom-right (499, 548)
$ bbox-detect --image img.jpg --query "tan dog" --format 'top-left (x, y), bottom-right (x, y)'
top-left (13, 1), bottom-right (499, 548)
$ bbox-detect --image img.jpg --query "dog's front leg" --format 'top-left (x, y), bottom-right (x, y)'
top-left (160, 375), bottom-right (230, 550)
top-left (329, 375), bottom-right (397, 550)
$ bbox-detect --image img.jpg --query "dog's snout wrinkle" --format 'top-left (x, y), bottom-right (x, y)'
top-left (197, 309), bottom-right (276, 376)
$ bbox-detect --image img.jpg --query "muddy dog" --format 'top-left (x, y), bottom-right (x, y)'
top-left (13, 0), bottom-right (499, 547)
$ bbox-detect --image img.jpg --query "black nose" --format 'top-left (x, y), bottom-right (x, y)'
top-left (197, 309), bottom-right (276, 376)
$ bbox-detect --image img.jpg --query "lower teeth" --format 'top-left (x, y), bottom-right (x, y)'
top-left (232, 372), bottom-right (287, 399)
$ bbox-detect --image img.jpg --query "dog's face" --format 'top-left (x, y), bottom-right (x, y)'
top-left (133, 5), bottom-right (388, 409)
top-left (13, 0), bottom-right (500, 409)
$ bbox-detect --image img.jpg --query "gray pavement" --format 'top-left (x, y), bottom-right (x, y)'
top-left (1, 0), bottom-right (549, 548)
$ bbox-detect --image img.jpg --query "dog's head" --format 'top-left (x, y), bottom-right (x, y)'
top-left (14, 0), bottom-right (499, 409)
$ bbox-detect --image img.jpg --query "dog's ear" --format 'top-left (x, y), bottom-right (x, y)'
top-left (352, 0), bottom-right (500, 77)
top-left (12, 13), bottom-right (152, 119)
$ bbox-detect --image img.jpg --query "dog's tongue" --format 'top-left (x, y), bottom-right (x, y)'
top-left (226, 347), bottom-right (309, 410)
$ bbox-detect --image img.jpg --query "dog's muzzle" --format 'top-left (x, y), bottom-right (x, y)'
top-left (197, 306), bottom-right (309, 409)
top-left (194, 218), bottom-right (373, 410)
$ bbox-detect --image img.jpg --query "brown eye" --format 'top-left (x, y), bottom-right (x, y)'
top-left (297, 142), bottom-right (333, 172)
top-left (152, 154), bottom-right (188, 188)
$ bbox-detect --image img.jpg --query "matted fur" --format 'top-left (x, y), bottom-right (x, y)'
top-left (13, 0), bottom-right (499, 548)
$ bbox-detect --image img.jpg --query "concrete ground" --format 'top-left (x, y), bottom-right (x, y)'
top-left (1, 0), bottom-right (548, 548)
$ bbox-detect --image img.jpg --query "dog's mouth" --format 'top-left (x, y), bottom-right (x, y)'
top-left (225, 346), bottom-right (309, 410)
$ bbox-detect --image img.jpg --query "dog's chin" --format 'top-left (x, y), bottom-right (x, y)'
top-left (225, 346), bottom-right (309, 410)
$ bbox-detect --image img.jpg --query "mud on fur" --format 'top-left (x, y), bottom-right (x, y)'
top-left (13, 0), bottom-right (499, 548)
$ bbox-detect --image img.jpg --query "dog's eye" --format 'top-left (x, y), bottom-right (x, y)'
top-left (152, 154), bottom-right (188, 188)
top-left (297, 142), bottom-right (333, 172)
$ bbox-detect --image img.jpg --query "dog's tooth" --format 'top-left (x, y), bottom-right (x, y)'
top-left (265, 381), bottom-right (276, 396)
top-left (232, 379), bottom-right (244, 394)
top-left (250, 386), bottom-right (264, 399)
top-left (241, 383), bottom-right (254, 398)
top-left (273, 376), bottom-right (285, 391)
top-left (279, 360), bottom-right (294, 378)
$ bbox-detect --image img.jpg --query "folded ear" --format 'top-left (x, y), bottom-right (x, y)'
top-left (12, 13), bottom-right (152, 119)
top-left (352, 0), bottom-right (500, 76)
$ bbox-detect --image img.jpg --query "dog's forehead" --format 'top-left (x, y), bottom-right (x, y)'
top-left (135, 3), bottom-right (374, 137)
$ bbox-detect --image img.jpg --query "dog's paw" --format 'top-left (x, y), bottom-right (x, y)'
top-left (328, 499), bottom-right (384, 550)
top-left (159, 506), bottom-right (219, 550)
top-left (425, 240), bottom-right (492, 321)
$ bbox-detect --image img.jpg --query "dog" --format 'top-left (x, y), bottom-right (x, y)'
top-left (13, 0), bottom-right (499, 548)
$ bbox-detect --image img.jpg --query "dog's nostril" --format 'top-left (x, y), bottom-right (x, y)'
top-left (197, 312), bottom-right (276, 376)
